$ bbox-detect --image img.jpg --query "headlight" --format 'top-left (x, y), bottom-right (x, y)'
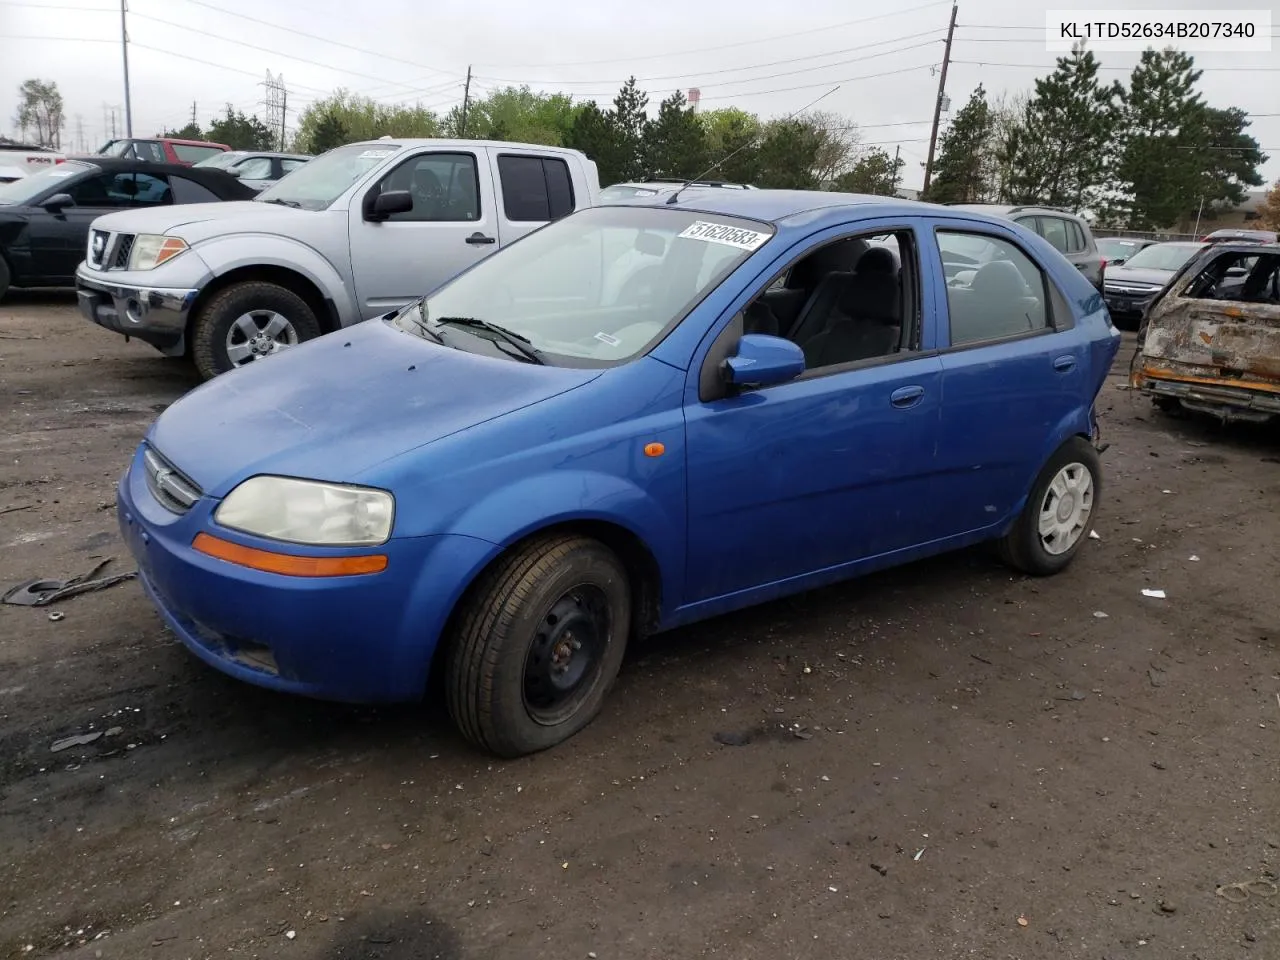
top-left (129, 234), bottom-right (188, 271)
top-left (214, 476), bottom-right (395, 546)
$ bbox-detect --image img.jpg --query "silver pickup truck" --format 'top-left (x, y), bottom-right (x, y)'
top-left (76, 138), bottom-right (600, 379)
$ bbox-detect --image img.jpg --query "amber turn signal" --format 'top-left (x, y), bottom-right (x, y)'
top-left (644, 442), bottom-right (665, 457)
top-left (192, 532), bottom-right (388, 577)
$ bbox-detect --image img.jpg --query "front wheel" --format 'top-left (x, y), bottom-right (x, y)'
top-left (446, 535), bottom-right (631, 757)
top-left (998, 437), bottom-right (1101, 576)
top-left (190, 281), bottom-right (321, 380)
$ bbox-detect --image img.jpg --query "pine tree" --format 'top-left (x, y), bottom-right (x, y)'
top-left (699, 108), bottom-right (761, 184)
top-left (1184, 106), bottom-right (1267, 223)
top-left (308, 111), bottom-right (348, 152)
top-left (607, 77), bottom-right (649, 182)
top-left (1003, 44), bottom-right (1122, 209)
top-left (833, 148), bottom-right (904, 195)
top-left (927, 85), bottom-right (993, 203)
top-left (642, 90), bottom-right (708, 180)
top-left (565, 101), bottom-right (623, 185)
top-left (1114, 48), bottom-right (1206, 229)
top-left (756, 119), bottom-right (823, 189)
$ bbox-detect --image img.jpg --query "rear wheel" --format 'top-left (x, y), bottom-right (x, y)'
top-left (190, 281), bottom-right (321, 380)
top-left (999, 437), bottom-right (1100, 576)
top-left (446, 535), bottom-right (631, 757)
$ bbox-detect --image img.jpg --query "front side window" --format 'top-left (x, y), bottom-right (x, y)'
top-left (938, 231), bottom-right (1049, 346)
top-left (1185, 251), bottom-right (1280, 304)
top-left (374, 152), bottom-right (480, 222)
top-left (497, 155), bottom-right (575, 221)
top-left (68, 171), bottom-right (171, 207)
top-left (391, 206), bottom-right (774, 366)
top-left (255, 142), bottom-right (402, 211)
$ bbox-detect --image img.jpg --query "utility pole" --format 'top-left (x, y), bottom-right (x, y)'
top-left (190, 101), bottom-right (197, 127)
top-left (892, 144), bottom-right (902, 196)
top-left (120, 0), bottom-right (133, 137)
top-left (280, 82), bottom-right (287, 149)
top-left (459, 65), bottom-right (472, 137)
top-left (922, 1), bottom-right (957, 197)
top-left (75, 115), bottom-right (85, 152)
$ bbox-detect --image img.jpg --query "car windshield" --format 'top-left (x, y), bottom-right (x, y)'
top-left (391, 205), bottom-right (775, 366)
top-left (1123, 243), bottom-right (1204, 271)
top-left (254, 143), bottom-right (400, 210)
top-left (1097, 239), bottom-right (1144, 258)
top-left (0, 161), bottom-right (93, 205)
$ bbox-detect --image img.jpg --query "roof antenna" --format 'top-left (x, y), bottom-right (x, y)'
top-left (666, 84), bottom-right (842, 205)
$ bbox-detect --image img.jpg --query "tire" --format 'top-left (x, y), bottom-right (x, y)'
top-left (446, 535), bottom-right (631, 757)
top-left (0, 256), bottom-right (10, 300)
top-left (190, 281), bottom-right (321, 380)
top-left (998, 437), bottom-right (1101, 577)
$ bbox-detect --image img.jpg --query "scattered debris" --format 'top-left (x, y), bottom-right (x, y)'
top-left (870, 863), bottom-right (888, 876)
top-left (1017, 915), bottom-right (1029, 927)
top-left (47, 611), bottom-right (64, 622)
top-left (970, 653), bottom-right (993, 665)
top-left (1089, 530), bottom-right (1101, 541)
top-left (913, 848), bottom-right (925, 861)
top-left (1152, 761), bottom-right (1167, 770)
top-left (3, 557), bottom-right (136, 608)
top-left (1159, 901), bottom-right (1176, 913)
top-left (1148, 668), bottom-right (1166, 688)
top-left (0, 504), bottom-right (35, 517)
top-left (713, 730), bottom-right (753, 747)
top-left (1141, 589), bottom-right (1167, 599)
top-left (51, 732), bottom-right (104, 753)
top-left (1189, 555), bottom-right (1200, 562)
top-left (1093, 611), bottom-right (1109, 619)
top-left (285, 930), bottom-right (296, 940)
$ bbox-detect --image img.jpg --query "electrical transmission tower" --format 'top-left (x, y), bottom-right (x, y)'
top-left (261, 71), bottom-right (288, 149)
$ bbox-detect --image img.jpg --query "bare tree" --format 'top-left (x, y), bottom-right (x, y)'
top-left (983, 92), bottom-right (1028, 203)
top-left (14, 79), bottom-right (66, 149)
top-left (802, 109), bottom-right (861, 185)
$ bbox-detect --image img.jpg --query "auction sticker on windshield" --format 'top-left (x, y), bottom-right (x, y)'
top-left (678, 221), bottom-right (771, 251)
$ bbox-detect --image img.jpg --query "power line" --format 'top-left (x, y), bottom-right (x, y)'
top-left (474, 0), bottom-right (952, 69)
top-left (171, 0), bottom-right (461, 81)
top-left (472, 30), bottom-right (946, 86)
top-left (0, 1), bottom-right (115, 9)
top-left (952, 59), bottom-right (1280, 72)
top-left (695, 63), bottom-right (938, 103)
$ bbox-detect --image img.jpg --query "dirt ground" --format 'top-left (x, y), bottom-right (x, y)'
top-left (1, 293), bottom-right (1277, 960)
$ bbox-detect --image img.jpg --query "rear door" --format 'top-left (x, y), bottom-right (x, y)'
top-left (347, 146), bottom-right (499, 318)
top-left (487, 149), bottom-right (580, 247)
top-left (926, 218), bottom-right (1091, 539)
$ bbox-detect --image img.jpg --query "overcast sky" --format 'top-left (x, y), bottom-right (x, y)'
top-left (2, 0), bottom-right (1277, 190)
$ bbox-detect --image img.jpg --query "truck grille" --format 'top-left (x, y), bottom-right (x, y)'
top-left (142, 446), bottom-right (202, 514)
top-left (112, 234), bottom-right (135, 269)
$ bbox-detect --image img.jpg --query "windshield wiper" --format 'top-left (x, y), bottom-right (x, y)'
top-left (396, 302), bottom-right (446, 344)
top-left (434, 316), bottom-right (545, 365)
top-left (261, 197), bottom-right (303, 208)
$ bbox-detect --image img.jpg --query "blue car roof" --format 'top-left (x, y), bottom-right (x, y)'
top-left (609, 187), bottom-right (929, 226)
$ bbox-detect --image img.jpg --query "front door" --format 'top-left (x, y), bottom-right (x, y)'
top-left (683, 222), bottom-right (945, 604)
top-left (347, 148), bottom-right (499, 318)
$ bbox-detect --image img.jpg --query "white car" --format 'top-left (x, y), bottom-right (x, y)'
top-left (0, 143), bottom-right (67, 183)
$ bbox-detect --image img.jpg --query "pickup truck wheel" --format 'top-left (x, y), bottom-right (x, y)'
top-left (998, 437), bottom-right (1100, 577)
top-left (0, 256), bottom-right (10, 300)
top-left (191, 281), bottom-right (321, 379)
top-left (446, 535), bottom-right (631, 758)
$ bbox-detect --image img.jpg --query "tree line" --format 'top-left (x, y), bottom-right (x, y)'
top-left (928, 45), bottom-right (1269, 230)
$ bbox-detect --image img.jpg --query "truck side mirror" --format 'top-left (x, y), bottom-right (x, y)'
top-left (366, 190), bottom-right (413, 221)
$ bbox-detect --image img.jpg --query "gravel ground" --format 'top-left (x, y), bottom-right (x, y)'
top-left (1, 293), bottom-right (1278, 960)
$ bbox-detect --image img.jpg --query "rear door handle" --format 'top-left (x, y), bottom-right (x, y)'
top-left (890, 385), bottom-right (925, 408)
top-left (1053, 355), bottom-right (1077, 372)
top-left (465, 232), bottom-right (496, 245)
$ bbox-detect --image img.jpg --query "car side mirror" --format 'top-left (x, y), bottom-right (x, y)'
top-left (225, 167), bottom-right (242, 177)
top-left (40, 193), bottom-right (74, 211)
top-left (1110, 257), bottom-right (1127, 267)
top-left (367, 189), bottom-right (413, 221)
top-left (722, 334), bottom-right (805, 388)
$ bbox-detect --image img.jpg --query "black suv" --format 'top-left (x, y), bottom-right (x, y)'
top-left (944, 204), bottom-right (1105, 292)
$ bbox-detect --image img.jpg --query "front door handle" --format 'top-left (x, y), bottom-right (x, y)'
top-left (1053, 355), bottom-right (1077, 372)
top-left (465, 232), bottom-right (496, 245)
top-left (890, 385), bottom-right (925, 408)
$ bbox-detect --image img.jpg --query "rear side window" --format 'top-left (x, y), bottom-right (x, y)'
top-left (937, 231), bottom-right (1049, 346)
top-left (172, 144), bottom-right (225, 164)
top-left (1185, 251), bottom-right (1280, 303)
top-left (1036, 216), bottom-right (1071, 254)
top-left (497, 155), bottom-right (576, 222)
top-left (169, 176), bottom-right (222, 204)
top-left (1066, 220), bottom-right (1087, 253)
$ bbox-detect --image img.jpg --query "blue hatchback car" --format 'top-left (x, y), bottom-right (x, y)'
top-left (116, 189), bottom-right (1120, 756)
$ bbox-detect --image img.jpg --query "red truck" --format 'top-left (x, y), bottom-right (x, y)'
top-left (92, 137), bottom-right (231, 166)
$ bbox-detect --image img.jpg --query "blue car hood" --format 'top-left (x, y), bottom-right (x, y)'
top-left (146, 319), bottom-right (601, 497)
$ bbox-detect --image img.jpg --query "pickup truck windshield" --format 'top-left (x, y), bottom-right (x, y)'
top-left (392, 205), bottom-right (775, 366)
top-left (254, 143), bottom-right (400, 211)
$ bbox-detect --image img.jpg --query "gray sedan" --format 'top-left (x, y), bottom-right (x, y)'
top-left (193, 151), bottom-right (312, 191)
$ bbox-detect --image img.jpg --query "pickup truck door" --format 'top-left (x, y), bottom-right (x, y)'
top-left (347, 147), bottom-right (500, 318)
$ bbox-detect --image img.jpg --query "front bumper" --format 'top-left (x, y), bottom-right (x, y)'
top-left (76, 263), bottom-right (202, 352)
top-left (116, 444), bottom-right (497, 703)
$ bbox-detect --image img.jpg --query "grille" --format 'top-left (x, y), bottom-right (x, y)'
top-left (143, 446), bottom-right (202, 514)
top-left (112, 234), bottom-right (136, 269)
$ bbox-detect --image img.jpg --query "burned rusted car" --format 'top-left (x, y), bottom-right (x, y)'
top-left (1130, 243), bottom-right (1280, 423)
